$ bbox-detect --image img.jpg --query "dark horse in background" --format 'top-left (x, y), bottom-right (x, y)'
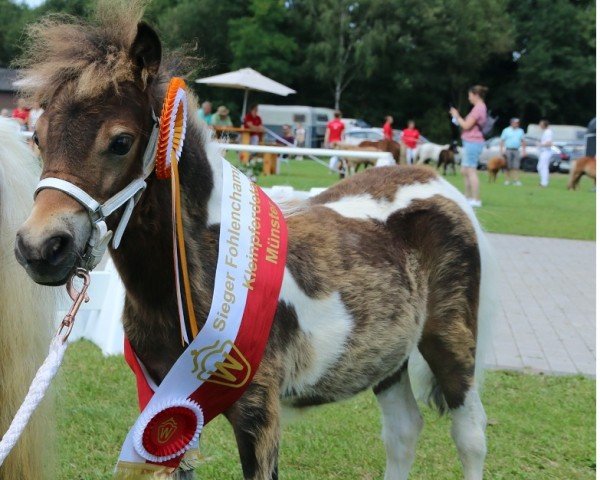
top-left (14, 2), bottom-right (494, 479)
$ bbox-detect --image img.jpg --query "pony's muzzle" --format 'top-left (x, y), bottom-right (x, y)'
top-left (15, 230), bottom-right (76, 285)
top-left (15, 190), bottom-right (90, 285)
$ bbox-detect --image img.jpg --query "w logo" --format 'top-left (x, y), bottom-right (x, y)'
top-left (156, 417), bottom-right (178, 444)
top-left (191, 340), bottom-right (251, 388)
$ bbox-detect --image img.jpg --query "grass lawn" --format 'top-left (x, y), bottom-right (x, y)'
top-left (231, 157), bottom-right (596, 241)
top-left (55, 341), bottom-right (595, 479)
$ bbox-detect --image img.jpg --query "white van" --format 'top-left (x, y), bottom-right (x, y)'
top-left (258, 105), bottom-right (335, 147)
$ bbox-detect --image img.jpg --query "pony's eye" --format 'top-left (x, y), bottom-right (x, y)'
top-left (32, 132), bottom-right (39, 146)
top-left (109, 135), bottom-right (133, 156)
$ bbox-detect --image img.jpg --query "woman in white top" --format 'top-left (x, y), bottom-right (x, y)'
top-left (537, 119), bottom-right (553, 187)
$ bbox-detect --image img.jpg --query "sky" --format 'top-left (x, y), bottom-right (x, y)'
top-left (21, 0), bottom-right (45, 7)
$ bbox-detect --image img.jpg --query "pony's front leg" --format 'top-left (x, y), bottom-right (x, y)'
top-left (226, 380), bottom-right (281, 480)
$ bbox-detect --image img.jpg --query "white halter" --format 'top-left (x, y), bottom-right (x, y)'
top-left (34, 113), bottom-right (160, 271)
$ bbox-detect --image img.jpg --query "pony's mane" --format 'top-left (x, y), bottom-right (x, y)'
top-left (16, 0), bottom-right (146, 104)
top-left (0, 119), bottom-right (57, 478)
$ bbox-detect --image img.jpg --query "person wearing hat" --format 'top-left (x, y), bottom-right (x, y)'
top-left (500, 117), bottom-right (526, 186)
top-left (211, 105), bottom-right (233, 127)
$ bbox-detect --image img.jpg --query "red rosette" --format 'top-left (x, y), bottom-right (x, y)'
top-left (133, 398), bottom-right (203, 463)
top-left (142, 406), bottom-right (197, 458)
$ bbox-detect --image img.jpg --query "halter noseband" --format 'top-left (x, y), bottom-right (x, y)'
top-left (33, 112), bottom-right (159, 271)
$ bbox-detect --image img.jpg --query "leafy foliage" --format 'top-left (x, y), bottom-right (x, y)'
top-left (0, 0), bottom-right (594, 141)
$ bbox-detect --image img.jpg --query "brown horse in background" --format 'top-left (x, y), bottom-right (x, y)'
top-left (567, 156), bottom-right (596, 190)
top-left (359, 139), bottom-right (401, 163)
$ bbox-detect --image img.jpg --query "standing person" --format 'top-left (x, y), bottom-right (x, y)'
top-left (11, 98), bottom-right (29, 130)
top-left (402, 120), bottom-right (420, 165)
top-left (243, 104), bottom-right (264, 145)
top-left (383, 115), bottom-right (394, 141)
top-left (325, 111), bottom-right (345, 173)
top-left (449, 85), bottom-right (488, 207)
top-left (294, 122), bottom-right (306, 159)
top-left (499, 117), bottom-right (526, 186)
top-left (198, 101), bottom-right (212, 125)
top-left (325, 110), bottom-right (345, 147)
top-left (295, 122), bottom-right (306, 148)
top-left (537, 119), bottom-right (553, 188)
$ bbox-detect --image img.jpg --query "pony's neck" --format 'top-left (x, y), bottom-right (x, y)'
top-left (109, 111), bottom-right (223, 335)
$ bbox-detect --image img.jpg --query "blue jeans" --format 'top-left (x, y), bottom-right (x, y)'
top-left (462, 140), bottom-right (484, 168)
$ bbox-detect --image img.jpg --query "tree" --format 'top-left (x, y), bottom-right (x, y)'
top-left (0, 0), bottom-right (29, 67)
top-left (292, 0), bottom-right (387, 110)
top-left (490, 0), bottom-right (595, 126)
top-left (156, 0), bottom-right (249, 75)
top-left (228, 0), bottom-right (297, 82)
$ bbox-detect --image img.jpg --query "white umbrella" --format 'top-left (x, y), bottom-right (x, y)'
top-left (195, 68), bottom-right (296, 117)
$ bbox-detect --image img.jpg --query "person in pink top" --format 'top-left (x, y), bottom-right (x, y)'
top-left (449, 85), bottom-right (488, 207)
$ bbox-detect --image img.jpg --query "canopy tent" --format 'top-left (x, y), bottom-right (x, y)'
top-left (195, 68), bottom-right (296, 118)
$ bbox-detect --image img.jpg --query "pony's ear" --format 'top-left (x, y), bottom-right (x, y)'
top-left (130, 22), bottom-right (162, 86)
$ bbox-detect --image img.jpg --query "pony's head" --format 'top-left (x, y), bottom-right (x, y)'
top-left (15, 1), bottom-right (165, 285)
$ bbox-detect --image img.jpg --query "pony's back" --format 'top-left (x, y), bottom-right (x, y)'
top-left (0, 119), bottom-right (56, 480)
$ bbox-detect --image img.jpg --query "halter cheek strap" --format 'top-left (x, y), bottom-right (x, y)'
top-left (33, 112), bottom-right (160, 271)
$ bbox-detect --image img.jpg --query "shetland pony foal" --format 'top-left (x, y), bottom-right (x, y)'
top-left (0, 119), bottom-right (56, 480)
top-left (15, 4), bottom-right (492, 479)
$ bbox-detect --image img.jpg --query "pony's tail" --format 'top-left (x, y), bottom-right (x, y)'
top-left (472, 222), bottom-right (498, 389)
top-left (407, 179), bottom-right (498, 413)
top-left (407, 222), bottom-right (497, 414)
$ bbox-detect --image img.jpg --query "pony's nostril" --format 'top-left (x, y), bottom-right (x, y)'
top-left (15, 233), bottom-right (29, 263)
top-left (41, 234), bottom-right (73, 266)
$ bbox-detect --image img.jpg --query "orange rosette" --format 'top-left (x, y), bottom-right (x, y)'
top-left (155, 77), bottom-right (188, 180)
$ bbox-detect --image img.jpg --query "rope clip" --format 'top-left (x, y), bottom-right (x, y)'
top-left (57, 268), bottom-right (91, 343)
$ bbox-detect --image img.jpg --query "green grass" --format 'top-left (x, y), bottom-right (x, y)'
top-left (55, 341), bottom-right (595, 479)
top-left (230, 156), bottom-right (596, 240)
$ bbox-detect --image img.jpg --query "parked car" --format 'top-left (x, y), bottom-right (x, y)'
top-left (478, 136), bottom-right (566, 172)
top-left (342, 127), bottom-right (385, 145)
top-left (341, 118), bottom-right (371, 130)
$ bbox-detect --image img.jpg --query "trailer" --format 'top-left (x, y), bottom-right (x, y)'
top-left (258, 104), bottom-right (335, 147)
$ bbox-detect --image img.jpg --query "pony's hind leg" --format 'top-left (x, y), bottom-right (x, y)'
top-left (451, 387), bottom-right (487, 480)
top-left (374, 364), bottom-right (424, 480)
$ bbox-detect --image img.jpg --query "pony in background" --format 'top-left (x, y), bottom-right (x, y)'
top-left (0, 119), bottom-right (56, 479)
top-left (567, 156), bottom-right (596, 190)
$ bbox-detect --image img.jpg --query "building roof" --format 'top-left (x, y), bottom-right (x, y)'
top-left (0, 68), bottom-right (18, 93)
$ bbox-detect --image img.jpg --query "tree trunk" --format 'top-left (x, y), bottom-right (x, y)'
top-left (334, 83), bottom-right (341, 110)
top-left (334, 3), bottom-right (346, 111)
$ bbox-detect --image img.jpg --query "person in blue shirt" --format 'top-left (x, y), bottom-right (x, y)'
top-left (197, 101), bottom-right (213, 125)
top-left (500, 117), bottom-right (526, 185)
